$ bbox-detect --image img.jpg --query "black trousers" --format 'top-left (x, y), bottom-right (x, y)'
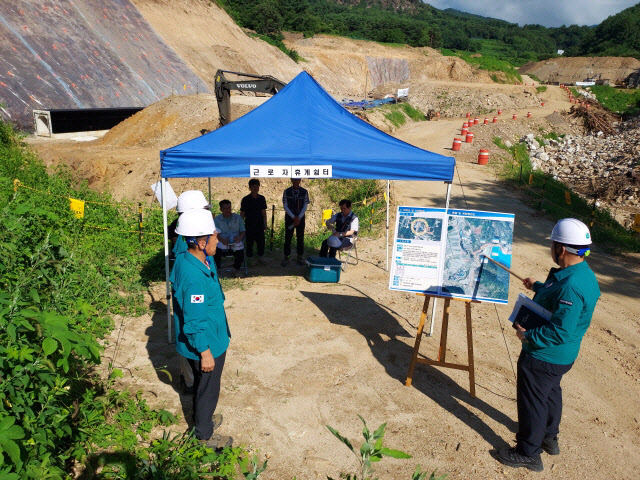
top-left (214, 248), bottom-right (244, 270)
top-left (516, 350), bottom-right (573, 457)
top-left (188, 351), bottom-right (226, 441)
top-left (245, 227), bottom-right (265, 257)
top-left (319, 237), bottom-right (352, 258)
top-left (284, 216), bottom-right (305, 256)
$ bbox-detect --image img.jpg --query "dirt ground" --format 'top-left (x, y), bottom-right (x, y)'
top-left (98, 93), bottom-right (640, 479)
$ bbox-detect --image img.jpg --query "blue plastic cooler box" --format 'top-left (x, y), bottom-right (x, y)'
top-left (305, 256), bottom-right (342, 283)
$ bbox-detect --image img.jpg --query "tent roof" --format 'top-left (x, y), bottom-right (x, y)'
top-left (160, 71), bottom-right (455, 181)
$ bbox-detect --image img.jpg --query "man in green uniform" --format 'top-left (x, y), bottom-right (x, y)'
top-left (171, 209), bottom-right (232, 449)
top-left (497, 218), bottom-right (600, 472)
top-left (169, 190), bottom-right (211, 394)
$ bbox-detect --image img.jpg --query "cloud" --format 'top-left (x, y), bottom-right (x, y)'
top-left (423, 0), bottom-right (639, 27)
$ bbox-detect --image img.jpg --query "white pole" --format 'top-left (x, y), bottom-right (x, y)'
top-left (386, 180), bottom-right (390, 272)
top-left (427, 181), bottom-right (453, 337)
top-left (161, 178), bottom-right (172, 344)
top-left (208, 178), bottom-right (212, 205)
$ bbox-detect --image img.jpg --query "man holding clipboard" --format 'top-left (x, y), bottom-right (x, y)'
top-left (496, 219), bottom-right (600, 472)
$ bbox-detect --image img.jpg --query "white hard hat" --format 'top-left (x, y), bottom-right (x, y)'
top-left (549, 218), bottom-right (592, 252)
top-left (176, 190), bottom-right (211, 213)
top-left (327, 235), bottom-right (343, 248)
top-left (175, 209), bottom-right (219, 237)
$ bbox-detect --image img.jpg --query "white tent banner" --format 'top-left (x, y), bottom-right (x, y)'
top-left (250, 165), bottom-right (332, 178)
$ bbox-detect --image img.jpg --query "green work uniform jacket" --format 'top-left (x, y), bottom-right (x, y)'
top-left (523, 260), bottom-right (600, 365)
top-left (170, 251), bottom-right (230, 360)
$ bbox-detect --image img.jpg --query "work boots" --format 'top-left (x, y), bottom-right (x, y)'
top-left (541, 436), bottom-right (560, 455)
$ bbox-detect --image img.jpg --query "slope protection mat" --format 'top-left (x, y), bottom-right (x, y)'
top-left (0, 0), bottom-right (208, 131)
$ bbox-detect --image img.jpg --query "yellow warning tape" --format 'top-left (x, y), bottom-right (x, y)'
top-left (13, 180), bottom-right (162, 210)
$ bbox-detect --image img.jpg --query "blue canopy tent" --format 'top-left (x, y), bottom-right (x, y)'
top-left (159, 71), bottom-right (455, 342)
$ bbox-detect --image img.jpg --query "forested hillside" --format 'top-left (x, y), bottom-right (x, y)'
top-left (217, 0), bottom-right (640, 62)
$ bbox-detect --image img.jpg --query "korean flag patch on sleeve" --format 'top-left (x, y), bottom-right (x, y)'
top-left (191, 294), bottom-right (204, 303)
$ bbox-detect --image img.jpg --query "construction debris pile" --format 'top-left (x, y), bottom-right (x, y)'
top-left (568, 104), bottom-right (619, 136)
top-left (525, 117), bottom-right (640, 227)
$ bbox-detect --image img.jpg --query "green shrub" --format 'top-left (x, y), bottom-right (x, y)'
top-left (0, 120), bottom-right (252, 477)
top-left (536, 86), bottom-right (547, 93)
top-left (590, 85), bottom-right (640, 115)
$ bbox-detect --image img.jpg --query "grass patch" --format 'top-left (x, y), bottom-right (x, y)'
top-left (536, 86), bottom-right (547, 93)
top-left (493, 136), bottom-right (640, 252)
top-left (384, 109), bottom-right (407, 127)
top-left (400, 103), bottom-right (427, 121)
top-left (589, 85), bottom-right (640, 115)
top-left (439, 48), bottom-right (522, 83)
top-left (529, 73), bottom-right (542, 83)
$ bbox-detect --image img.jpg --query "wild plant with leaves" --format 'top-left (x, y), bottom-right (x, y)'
top-left (326, 415), bottom-right (446, 480)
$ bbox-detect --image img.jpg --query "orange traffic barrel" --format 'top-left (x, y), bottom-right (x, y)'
top-left (527, 112), bottom-right (532, 117)
top-left (474, 117), bottom-right (479, 124)
top-left (461, 126), bottom-right (469, 135)
top-left (493, 116), bottom-right (498, 123)
top-left (478, 149), bottom-right (489, 165)
top-left (484, 117), bottom-right (489, 124)
top-left (512, 113), bottom-right (518, 120)
top-left (452, 138), bottom-right (462, 151)
top-left (498, 109), bottom-right (502, 115)
top-left (436, 112), bottom-right (440, 118)
top-left (465, 132), bottom-right (474, 143)
top-left (463, 122), bottom-right (469, 128)
top-left (466, 112), bottom-right (471, 118)
top-left (541, 102), bottom-right (545, 106)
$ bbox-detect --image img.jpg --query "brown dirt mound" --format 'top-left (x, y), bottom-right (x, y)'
top-left (131, 0), bottom-right (302, 90)
top-left (519, 57), bottom-right (640, 84)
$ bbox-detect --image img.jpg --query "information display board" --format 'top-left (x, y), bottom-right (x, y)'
top-left (389, 207), bottom-right (515, 304)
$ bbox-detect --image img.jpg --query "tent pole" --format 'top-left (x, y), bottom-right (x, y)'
top-left (162, 178), bottom-right (172, 344)
top-left (208, 178), bottom-right (212, 205)
top-left (427, 181), bottom-right (453, 337)
top-left (386, 180), bottom-right (390, 272)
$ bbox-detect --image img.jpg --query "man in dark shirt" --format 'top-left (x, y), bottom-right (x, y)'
top-left (282, 178), bottom-right (309, 266)
top-left (240, 179), bottom-right (268, 263)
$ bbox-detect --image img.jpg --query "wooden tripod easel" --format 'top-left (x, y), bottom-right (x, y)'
top-left (405, 294), bottom-right (478, 398)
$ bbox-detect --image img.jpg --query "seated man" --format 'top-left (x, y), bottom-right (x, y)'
top-left (214, 200), bottom-right (246, 275)
top-left (320, 199), bottom-right (359, 258)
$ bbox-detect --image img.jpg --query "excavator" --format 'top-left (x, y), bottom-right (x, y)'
top-left (214, 69), bottom-right (286, 126)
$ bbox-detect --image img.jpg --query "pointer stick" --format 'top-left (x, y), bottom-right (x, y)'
top-left (483, 255), bottom-right (525, 282)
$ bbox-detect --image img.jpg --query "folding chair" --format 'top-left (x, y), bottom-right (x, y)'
top-left (338, 234), bottom-right (358, 272)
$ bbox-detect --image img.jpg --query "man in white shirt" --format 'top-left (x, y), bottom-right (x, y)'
top-left (320, 199), bottom-right (359, 258)
top-left (214, 199), bottom-right (246, 275)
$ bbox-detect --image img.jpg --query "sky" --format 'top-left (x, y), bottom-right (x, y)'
top-left (423, 0), bottom-right (639, 28)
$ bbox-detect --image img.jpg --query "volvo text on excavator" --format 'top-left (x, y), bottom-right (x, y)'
top-left (214, 69), bottom-right (286, 126)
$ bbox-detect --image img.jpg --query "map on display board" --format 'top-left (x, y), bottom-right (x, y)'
top-left (389, 207), bottom-right (515, 304)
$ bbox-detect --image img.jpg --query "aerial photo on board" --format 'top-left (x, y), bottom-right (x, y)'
top-left (397, 214), bottom-right (443, 241)
top-left (442, 216), bottom-right (514, 301)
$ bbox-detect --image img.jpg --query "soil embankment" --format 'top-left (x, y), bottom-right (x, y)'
top-left (519, 56), bottom-right (640, 85)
